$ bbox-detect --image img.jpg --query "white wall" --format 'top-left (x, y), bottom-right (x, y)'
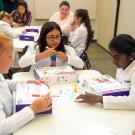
top-left (27, 0), bottom-right (135, 50)
top-left (117, 0), bottom-right (135, 38)
top-left (97, 0), bottom-right (117, 50)
top-left (26, 0), bottom-right (98, 39)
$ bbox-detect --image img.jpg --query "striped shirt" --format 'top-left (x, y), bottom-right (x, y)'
top-left (10, 9), bottom-right (32, 26)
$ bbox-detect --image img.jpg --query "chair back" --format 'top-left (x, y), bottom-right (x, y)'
top-left (80, 30), bottom-right (94, 69)
top-left (62, 36), bottom-right (71, 45)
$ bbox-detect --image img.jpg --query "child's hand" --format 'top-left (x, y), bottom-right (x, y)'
top-left (70, 21), bottom-right (76, 31)
top-left (55, 51), bottom-right (68, 62)
top-left (36, 48), bottom-right (56, 62)
top-left (30, 93), bottom-right (52, 114)
top-left (43, 48), bottom-right (56, 58)
top-left (27, 80), bottom-right (46, 85)
top-left (27, 80), bottom-right (50, 88)
top-left (132, 129), bottom-right (135, 135)
top-left (76, 93), bottom-right (103, 105)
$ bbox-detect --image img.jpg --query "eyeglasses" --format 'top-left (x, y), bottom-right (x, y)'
top-left (46, 35), bottom-right (61, 41)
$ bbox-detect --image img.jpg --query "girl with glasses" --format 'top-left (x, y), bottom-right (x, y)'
top-left (19, 21), bottom-right (84, 70)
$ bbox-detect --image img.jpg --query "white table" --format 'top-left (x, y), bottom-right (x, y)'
top-left (13, 38), bottom-right (36, 52)
top-left (13, 26), bottom-right (41, 52)
top-left (13, 70), bottom-right (135, 135)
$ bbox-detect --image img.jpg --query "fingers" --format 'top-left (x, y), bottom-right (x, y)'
top-left (74, 98), bottom-right (85, 103)
top-left (76, 94), bottom-right (85, 99)
top-left (44, 49), bottom-right (57, 56)
top-left (46, 47), bottom-right (55, 50)
top-left (27, 80), bottom-right (47, 85)
top-left (43, 93), bottom-right (52, 103)
top-left (45, 106), bottom-right (52, 111)
top-left (34, 80), bottom-right (45, 85)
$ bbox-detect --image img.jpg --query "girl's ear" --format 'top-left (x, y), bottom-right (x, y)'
top-left (128, 52), bottom-right (135, 61)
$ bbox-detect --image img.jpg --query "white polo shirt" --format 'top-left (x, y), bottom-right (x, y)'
top-left (103, 60), bottom-right (135, 110)
top-left (0, 75), bottom-right (34, 135)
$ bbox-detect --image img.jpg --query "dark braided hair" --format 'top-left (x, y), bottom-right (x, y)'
top-left (75, 9), bottom-right (94, 46)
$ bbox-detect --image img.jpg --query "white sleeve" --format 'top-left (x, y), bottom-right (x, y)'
top-left (19, 45), bottom-right (36, 68)
top-left (60, 13), bottom-right (73, 35)
top-left (103, 72), bottom-right (135, 110)
top-left (2, 24), bottom-right (21, 38)
top-left (69, 27), bottom-right (86, 48)
top-left (69, 26), bottom-right (87, 56)
top-left (65, 45), bottom-right (84, 69)
top-left (0, 104), bottom-right (34, 135)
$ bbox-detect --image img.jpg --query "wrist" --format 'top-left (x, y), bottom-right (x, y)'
top-left (64, 55), bottom-right (68, 62)
top-left (30, 105), bottom-right (36, 115)
top-left (98, 96), bottom-right (103, 104)
top-left (95, 95), bottom-right (103, 104)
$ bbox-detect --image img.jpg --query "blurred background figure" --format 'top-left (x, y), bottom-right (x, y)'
top-left (10, 0), bottom-right (32, 27)
top-left (69, 9), bottom-right (93, 57)
top-left (50, 0), bottom-right (73, 39)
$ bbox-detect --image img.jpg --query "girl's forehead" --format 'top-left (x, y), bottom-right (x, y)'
top-left (110, 49), bottom-right (120, 55)
top-left (47, 29), bottom-right (60, 35)
top-left (60, 5), bottom-right (69, 9)
top-left (18, 5), bottom-right (26, 10)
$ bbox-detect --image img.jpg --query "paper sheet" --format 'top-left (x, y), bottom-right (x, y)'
top-left (79, 123), bottom-right (116, 135)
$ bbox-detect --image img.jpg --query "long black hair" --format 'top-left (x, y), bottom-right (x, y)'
top-left (75, 9), bottom-right (94, 46)
top-left (37, 21), bottom-right (65, 53)
top-left (109, 34), bottom-right (135, 57)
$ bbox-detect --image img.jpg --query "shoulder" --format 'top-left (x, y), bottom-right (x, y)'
top-left (52, 11), bottom-right (60, 17)
top-left (27, 43), bottom-right (38, 52)
top-left (67, 11), bottom-right (73, 19)
top-left (0, 21), bottom-right (10, 26)
top-left (0, 74), bottom-right (4, 81)
top-left (76, 24), bottom-right (87, 34)
top-left (11, 10), bottom-right (18, 15)
top-left (130, 61), bottom-right (135, 78)
top-left (65, 45), bottom-right (75, 52)
top-left (26, 9), bottom-right (32, 15)
top-left (69, 11), bottom-right (73, 16)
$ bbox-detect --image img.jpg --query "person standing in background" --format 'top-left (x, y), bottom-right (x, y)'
top-left (49, 1), bottom-right (73, 37)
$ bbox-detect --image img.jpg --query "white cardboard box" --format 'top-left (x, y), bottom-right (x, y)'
top-left (84, 75), bottom-right (129, 96)
top-left (15, 83), bottom-right (52, 114)
top-left (34, 66), bottom-right (78, 84)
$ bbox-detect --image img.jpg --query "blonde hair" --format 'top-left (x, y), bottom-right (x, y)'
top-left (0, 33), bottom-right (12, 52)
top-left (0, 11), bottom-right (12, 20)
